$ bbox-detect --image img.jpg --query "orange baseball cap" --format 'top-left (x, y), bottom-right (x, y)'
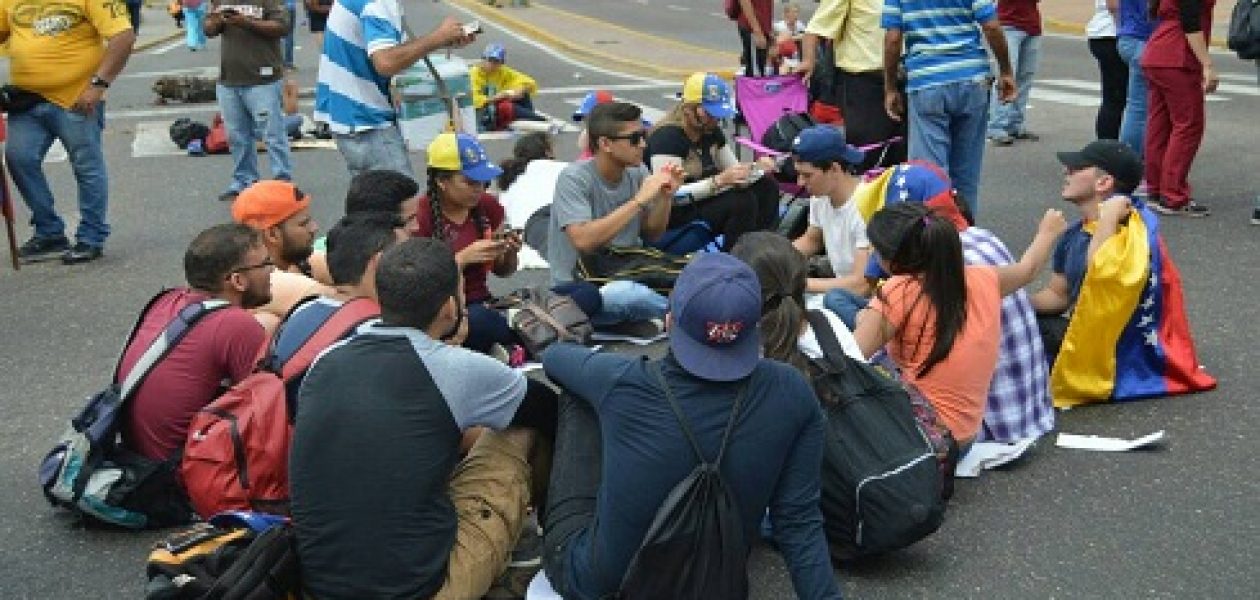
top-left (231, 180), bottom-right (312, 229)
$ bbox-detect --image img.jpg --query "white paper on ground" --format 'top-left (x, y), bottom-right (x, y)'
top-left (526, 570), bottom-right (562, 600)
top-left (1055, 430), bottom-right (1166, 452)
top-left (954, 437), bottom-right (1038, 478)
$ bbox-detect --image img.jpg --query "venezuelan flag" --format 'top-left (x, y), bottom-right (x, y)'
top-left (1051, 201), bottom-right (1216, 407)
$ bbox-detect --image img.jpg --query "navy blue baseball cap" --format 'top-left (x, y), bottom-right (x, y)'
top-left (792, 125), bottom-right (865, 165)
top-left (669, 253), bottom-right (763, 382)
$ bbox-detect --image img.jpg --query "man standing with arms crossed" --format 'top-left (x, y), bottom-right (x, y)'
top-left (0, 0), bottom-right (135, 264)
top-left (315, 1), bottom-right (476, 178)
top-left (881, 0), bottom-right (1016, 217)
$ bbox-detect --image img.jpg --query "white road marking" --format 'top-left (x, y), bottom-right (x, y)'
top-left (132, 121), bottom-right (182, 158)
top-left (666, 4), bottom-right (689, 11)
top-left (1039, 78), bottom-right (1227, 102)
top-left (45, 141), bottom-right (67, 163)
top-left (445, 0), bottom-right (673, 86)
top-left (1219, 72), bottom-right (1259, 84)
top-left (148, 40), bottom-right (187, 55)
top-left (1027, 88), bottom-right (1099, 108)
top-left (119, 66), bottom-right (218, 80)
top-left (1214, 82), bottom-right (1260, 96)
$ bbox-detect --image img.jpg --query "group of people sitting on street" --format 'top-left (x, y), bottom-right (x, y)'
top-left (83, 66), bottom-right (1216, 595)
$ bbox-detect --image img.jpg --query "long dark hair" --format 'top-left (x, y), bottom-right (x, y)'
top-left (425, 167), bottom-right (489, 245)
top-left (730, 232), bottom-right (811, 375)
top-left (497, 132), bottom-right (553, 190)
top-left (867, 202), bottom-right (967, 377)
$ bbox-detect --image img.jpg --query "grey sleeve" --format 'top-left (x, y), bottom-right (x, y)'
top-left (552, 164), bottom-right (595, 230)
top-left (425, 346), bottom-right (528, 431)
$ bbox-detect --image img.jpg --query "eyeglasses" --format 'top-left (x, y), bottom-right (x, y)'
top-left (606, 131), bottom-right (647, 145)
top-left (231, 257), bottom-right (275, 274)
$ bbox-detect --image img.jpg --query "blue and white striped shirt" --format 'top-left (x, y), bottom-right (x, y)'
top-left (314, 0), bottom-right (406, 133)
top-left (881, 0), bottom-right (997, 92)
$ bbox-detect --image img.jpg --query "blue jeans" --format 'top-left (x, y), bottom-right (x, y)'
top-left (217, 80), bottom-right (293, 193)
top-left (1117, 36), bottom-right (1148, 159)
top-left (987, 27), bottom-right (1040, 138)
top-left (184, 6), bottom-right (207, 50)
top-left (591, 280), bottom-right (668, 327)
top-left (907, 78), bottom-right (989, 216)
top-left (332, 124), bottom-right (415, 180)
top-left (821, 288), bottom-right (868, 331)
top-left (5, 101), bottom-right (109, 246)
top-left (283, 3), bottom-right (296, 67)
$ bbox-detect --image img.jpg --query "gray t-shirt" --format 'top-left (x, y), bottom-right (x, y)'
top-left (547, 160), bottom-right (649, 284)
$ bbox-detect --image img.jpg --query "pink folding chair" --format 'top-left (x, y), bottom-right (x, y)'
top-left (733, 75), bottom-right (809, 157)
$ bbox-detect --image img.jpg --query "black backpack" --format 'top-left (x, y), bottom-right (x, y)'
top-left (1228, 0), bottom-right (1260, 59)
top-left (804, 311), bottom-right (945, 562)
top-left (618, 363), bottom-right (751, 600)
top-left (146, 519), bottom-right (299, 600)
top-left (169, 118), bottom-right (210, 150)
top-left (760, 111), bottom-right (817, 154)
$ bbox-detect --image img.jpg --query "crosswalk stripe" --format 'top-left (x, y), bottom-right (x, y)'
top-left (1038, 78), bottom-right (1228, 102)
top-left (132, 121), bottom-right (181, 158)
top-left (563, 97), bottom-right (667, 124)
top-left (1219, 72), bottom-right (1259, 84)
top-left (1214, 82), bottom-right (1260, 96)
top-left (1028, 88), bottom-right (1099, 107)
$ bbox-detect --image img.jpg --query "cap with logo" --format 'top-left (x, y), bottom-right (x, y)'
top-left (1056, 139), bottom-right (1143, 193)
top-left (791, 124), bottom-right (865, 166)
top-left (483, 43), bottom-right (506, 62)
top-left (669, 253), bottom-right (763, 382)
top-left (427, 132), bottom-right (503, 182)
top-left (231, 180), bottom-right (312, 229)
top-left (681, 72), bottom-right (735, 120)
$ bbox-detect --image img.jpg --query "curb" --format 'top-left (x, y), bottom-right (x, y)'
top-left (1044, 17), bottom-right (1229, 50)
top-left (447, 0), bottom-right (738, 81)
top-left (134, 30), bottom-right (184, 53)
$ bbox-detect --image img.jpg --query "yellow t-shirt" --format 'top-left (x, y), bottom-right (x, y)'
top-left (0, 0), bottom-right (132, 108)
top-left (469, 64), bottom-right (539, 109)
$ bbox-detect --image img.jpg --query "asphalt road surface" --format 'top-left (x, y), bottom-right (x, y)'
top-left (1, 1), bottom-right (1258, 597)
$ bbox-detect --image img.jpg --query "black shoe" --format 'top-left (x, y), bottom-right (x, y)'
top-left (219, 190), bottom-right (240, 202)
top-left (1151, 198), bottom-right (1210, 218)
top-left (18, 235), bottom-right (70, 261)
top-left (61, 242), bottom-right (103, 264)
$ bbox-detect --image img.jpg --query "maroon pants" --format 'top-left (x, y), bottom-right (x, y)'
top-left (1143, 66), bottom-right (1205, 207)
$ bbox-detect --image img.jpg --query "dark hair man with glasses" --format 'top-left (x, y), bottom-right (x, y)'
top-left (120, 223), bottom-right (271, 462)
top-left (546, 101), bottom-right (684, 327)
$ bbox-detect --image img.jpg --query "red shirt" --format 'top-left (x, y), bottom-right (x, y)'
top-left (413, 193), bottom-right (507, 304)
top-left (997, 0), bottom-right (1043, 36)
top-left (120, 289), bottom-right (265, 460)
top-left (1142, 0), bottom-right (1215, 70)
top-left (736, 0), bottom-right (775, 35)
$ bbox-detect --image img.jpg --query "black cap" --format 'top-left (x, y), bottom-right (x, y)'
top-left (1056, 140), bottom-right (1142, 194)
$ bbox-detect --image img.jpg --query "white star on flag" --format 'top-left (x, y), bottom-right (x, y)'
top-left (1138, 314), bottom-right (1154, 328)
top-left (1144, 330), bottom-right (1159, 346)
top-left (1142, 296), bottom-right (1155, 310)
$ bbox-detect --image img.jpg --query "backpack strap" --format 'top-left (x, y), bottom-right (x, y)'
top-left (277, 297), bottom-right (380, 381)
top-left (116, 297), bottom-right (231, 401)
top-left (650, 362), bottom-right (749, 468)
top-left (804, 309), bottom-right (852, 376)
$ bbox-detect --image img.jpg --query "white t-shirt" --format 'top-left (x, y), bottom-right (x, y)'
top-left (807, 194), bottom-right (870, 278)
top-left (797, 308), bottom-right (865, 362)
top-left (773, 19), bottom-right (805, 39)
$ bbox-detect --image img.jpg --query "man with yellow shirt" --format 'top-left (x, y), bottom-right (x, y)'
top-left (796, 0), bottom-right (905, 172)
top-left (0, 0), bottom-right (135, 264)
top-left (470, 43), bottom-right (544, 131)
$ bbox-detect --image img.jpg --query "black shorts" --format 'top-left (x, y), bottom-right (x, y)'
top-left (306, 9), bottom-right (328, 32)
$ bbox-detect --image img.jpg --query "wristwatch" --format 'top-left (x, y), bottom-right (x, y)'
top-left (90, 75), bottom-right (110, 89)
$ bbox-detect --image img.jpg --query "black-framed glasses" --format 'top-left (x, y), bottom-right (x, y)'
top-left (231, 257), bottom-right (275, 274)
top-left (607, 131), bottom-right (647, 145)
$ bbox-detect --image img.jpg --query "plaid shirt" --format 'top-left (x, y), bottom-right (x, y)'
top-left (961, 228), bottom-right (1055, 441)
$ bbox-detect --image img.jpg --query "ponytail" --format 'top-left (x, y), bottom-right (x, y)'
top-left (498, 131), bottom-right (554, 190)
top-left (867, 203), bottom-right (968, 377)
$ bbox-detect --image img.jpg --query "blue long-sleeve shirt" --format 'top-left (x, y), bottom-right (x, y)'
top-left (543, 344), bottom-right (842, 600)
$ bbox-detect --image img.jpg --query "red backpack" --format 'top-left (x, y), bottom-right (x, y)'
top-left (181, 297), bottom-right (379, 519)
top-left (204, 113), bottom-right (229, 155)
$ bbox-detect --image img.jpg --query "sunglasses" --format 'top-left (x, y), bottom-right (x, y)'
top-left (231, 257), bottom-right (275, 274)
top-left (606, 131), bottom-right (647, 145)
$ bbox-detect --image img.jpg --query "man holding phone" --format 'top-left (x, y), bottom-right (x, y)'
top-left (205, 1), bottom-right (292, 203)
top-left (315, 1), bottom-right (477, 179)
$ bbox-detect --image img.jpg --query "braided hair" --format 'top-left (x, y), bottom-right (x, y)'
top-left (425, 167), bottom-right (490, 245)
